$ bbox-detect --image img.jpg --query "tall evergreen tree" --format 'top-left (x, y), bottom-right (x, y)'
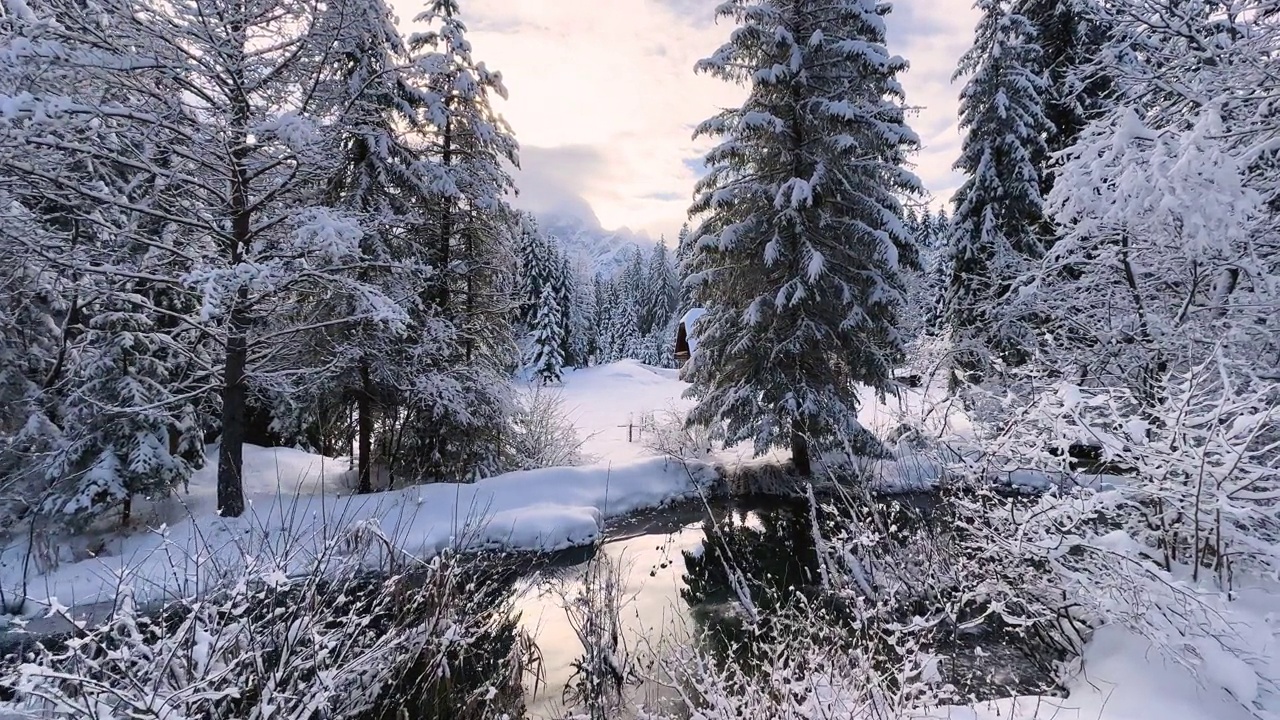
top-left (315, 0), bottom-right (438, 494)
top-left (944, 0), bottom-right (1051, 386)
top-left (684, 0), bottom-right (922, 475)
top-left (590, 273), bottom-right (609, 364)
top-left (563, 254), bottom-right (595, 368)
top-left (675, 223), bottom-right (697, 316)
top-left (1014, 0), bottom-right (1112, 158)
top-left (641, 241), bottom-right (679, 339)
top-left (527, 284), bottom-right (565, 385)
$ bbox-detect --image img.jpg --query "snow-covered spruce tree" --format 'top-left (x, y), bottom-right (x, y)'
top-left (602, 278), bottom-right (641, 364)
top-left (590, 273), bottom-right (609, 363)
top-left (409, 0), bottom-right (518, 326)
top-left (396, 0), bottom-right (521, 482)
top-left (528, 285), bottom-right (565, 385)
top-left (45, 305), bottom-right (196, 525)
top-left (304, 0), bottom-right (446, 494)
top-left (1014, 0), bottom-right (1112, 159)
top-left (675, 222), bottom-right (697, 316)
top-left (559, 252), bottom-right (596, 369)
top-left (0, 15), bottom-right (212, 524)
top-left (516, 216), bottom-right (564, 335)
top-left (1, 0), bottom-right (360, 515)
top-left (944, 0), bottom-right (1050, 387)
top-left (642, 240), bottom-right (679, 343)
top-left (619, 246), bottom-right (648, 332)
top-left (0, 202), bottom-right (73, 527)
top-left (549, 246), bottom-right (576, 367)
top-left (685, 0), bottom-right (922, 475)
top-left (899, 205), bottom-right (948, 353)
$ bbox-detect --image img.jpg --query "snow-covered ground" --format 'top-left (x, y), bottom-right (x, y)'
top-left (555, 360), bottom-right (696, 464)
top-left (931, 620), bottom-right (1278, 720)
top-left (0, 359), bottom-right (975, 618)
top-left (0, 361), bottom-right (714, 616)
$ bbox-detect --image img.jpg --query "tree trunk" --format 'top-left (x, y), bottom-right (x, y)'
top-left (217, 77), bottom-right (252, 519)
top-left (791, 417), bottom-right (811, 477)
top-left (217, 299), bottom-right (249, 518)
top-left (357, 362), bottom-right (374, 494)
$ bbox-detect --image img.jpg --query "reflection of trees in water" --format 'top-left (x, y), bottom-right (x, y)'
top-left (679, 499), bottom-right (825, 664)
top-left (681, 500), bottom-right (818, 610)
top-left (358, 559), bottom-right (536, 720)
top-left (677, 495), bottom-right (1065, 703)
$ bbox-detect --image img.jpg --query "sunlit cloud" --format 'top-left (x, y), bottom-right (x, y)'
top-left (391, 0), bottom-right (977, 235)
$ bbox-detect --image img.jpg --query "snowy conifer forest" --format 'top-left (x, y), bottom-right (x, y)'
top-left (0, 0), bottom-right (1277, 718)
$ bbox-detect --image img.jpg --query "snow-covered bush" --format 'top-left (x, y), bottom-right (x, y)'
top-left (0, 528), bottom-right (533, 719)
top-left (930, 349), bottom-right (1280, 711)
top-left (956, 353), bottom-right (1280, 584)
top-left (644, 496), bottom-right (967, 720)
top-left (641, 406), bottom-right (714, 462)
top-left (502, 386), bottom-right (589, 471)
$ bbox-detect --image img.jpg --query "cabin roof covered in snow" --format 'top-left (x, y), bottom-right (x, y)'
top-left (680, 307), bottom-right (706, 330)
top-left (679, 308), bottom-right (706, 356)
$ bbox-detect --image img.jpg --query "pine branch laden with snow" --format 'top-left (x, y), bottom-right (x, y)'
top-left (943, 0), bottom-right (1051, 386)
top-left (1012, 0), bottom-right (1113, 158)
top-left (683, 0), bottom-right (923, 465)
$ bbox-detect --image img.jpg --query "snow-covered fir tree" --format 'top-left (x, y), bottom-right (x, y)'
top-left (527, 285), bottom-right (565, 385)
top-left (601, 279), bottom-right (642, 364)
top-left (944, 0), bottom-right (1051, 387)
top-left (562, 253), bottom-right (596, 368)
top-left (1014, 0), bottom-right (1112, 159)
top-left (401, 0), bottom-right (521, 482)
top-left (48, 306), bottom-right (200, 525)
top-left (900, 206), bottom-right (949, 350)
top-left (516, 217), bottom-right (556, 329)
top-left (684, 0), bottom-right (922, 475)
top-left (303, 0), bottom-right (442, 494)
top-left (675, 222), bottom-right (697, 316)
top-left (642, 241), bottom-right (679, 339)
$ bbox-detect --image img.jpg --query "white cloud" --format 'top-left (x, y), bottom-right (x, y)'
top-left (391, 0), bottom-right (977, 235)
top-left (886, 0), bottom-right (979, 209)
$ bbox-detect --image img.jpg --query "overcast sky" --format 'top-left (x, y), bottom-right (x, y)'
top-left (398, 0), bottom-right (978, 239)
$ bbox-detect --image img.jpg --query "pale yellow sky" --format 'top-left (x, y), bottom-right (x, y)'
top-left (395, 0), bottom-right (978, 238)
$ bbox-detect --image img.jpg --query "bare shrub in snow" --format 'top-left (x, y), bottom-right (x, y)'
top-left (0, 521), bottom-right (535, 719)
top-left (560, 549), bottom-right (631, 720)
top-left (641, 406), bottom-right (714, 462)
top-left (503, 386), bottom-right (589, 471)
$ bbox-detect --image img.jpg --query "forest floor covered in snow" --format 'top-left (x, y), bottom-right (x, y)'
top-left (0, 359), bottom-right (969, 619)
top-left (0, 361), bottom-right (718, 617)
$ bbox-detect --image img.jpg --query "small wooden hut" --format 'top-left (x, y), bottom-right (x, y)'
top-left (673, 308), bottom-right (706, 364)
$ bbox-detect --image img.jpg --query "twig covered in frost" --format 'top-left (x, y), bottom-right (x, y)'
top-left (560, 547), bottom-right (632, 720)
top-left (505, 385), bottom-right (592, 470)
